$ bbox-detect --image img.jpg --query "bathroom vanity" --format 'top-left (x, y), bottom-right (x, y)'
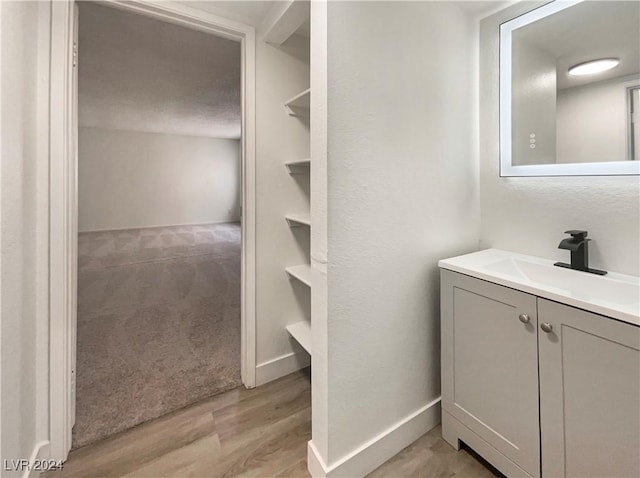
top-left (439, 249), bottom-right (640, 478)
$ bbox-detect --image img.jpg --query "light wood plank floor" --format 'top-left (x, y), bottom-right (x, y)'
top-left (45, 369), bottom-right (500, 477)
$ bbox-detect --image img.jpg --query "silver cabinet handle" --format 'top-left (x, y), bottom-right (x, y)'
top-left (518, 314), bottom-right (530, 324)
top-left (541, 322), bottom-right (553, 333)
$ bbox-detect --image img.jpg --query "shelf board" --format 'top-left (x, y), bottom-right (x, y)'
top-left (262, 0), bottom-right (310, 46)
top-left (284, 88), bottom-right (310, 116)
top-left (285, 264), bottom-right (311, 287)
top-left (285, 158), bottom-right (311, 174)
top-left (285, 214), bottom-right (311, 228)
top-left (286, 320), bottom-right (311, 355)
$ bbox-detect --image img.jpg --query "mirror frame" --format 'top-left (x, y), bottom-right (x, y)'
top-left (499, 0), bottom-right (640, 177)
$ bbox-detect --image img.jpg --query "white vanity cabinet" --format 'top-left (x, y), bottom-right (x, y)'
top-left (440, 270), bottom-right (540, 477)
top-left (538, 299), bottom-right (640, 478)
top-left (441, 267), bottom-right (640, 478)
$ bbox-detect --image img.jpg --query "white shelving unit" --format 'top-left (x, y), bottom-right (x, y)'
top-left (279, 24), bottom-right (311, 357)
top-left (284, 88), bottom-right (311, 116)
top-left (286, 321), bottom-right (312, 354)
top-left (285, 213), bottom-right (311, 228)
top-left (285, 264), bottom-right (311, 287)
top-left (285, 158), bottom-right (311, 174)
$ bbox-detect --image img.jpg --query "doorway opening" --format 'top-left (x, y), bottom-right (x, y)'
top-left (73, 2), bottom-right (244, 447)
top-left (49, 0), bottom-right (256, 460)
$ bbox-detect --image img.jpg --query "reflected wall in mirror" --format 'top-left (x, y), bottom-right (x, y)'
top-left (500, 0), bottom-right (640, 176)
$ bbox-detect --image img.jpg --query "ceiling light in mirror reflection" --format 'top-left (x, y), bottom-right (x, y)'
top-left (568, 58), bottom-right (620, 76)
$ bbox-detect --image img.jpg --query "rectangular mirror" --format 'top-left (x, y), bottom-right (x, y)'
top-left (500, 0), bottom-right (640, 176)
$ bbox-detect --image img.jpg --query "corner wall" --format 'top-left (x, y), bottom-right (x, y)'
top-left (479, 4), bottom-right (640, 276)
top-left (315, 2), bottom-right (481, 474)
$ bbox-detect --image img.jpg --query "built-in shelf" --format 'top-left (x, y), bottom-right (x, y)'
top-left (286, 320), bottom-right (311, 355)
top-left (285, 158), bottom-right (311, 174)
top-left (285, 264), bottom-right (311, 287)
top-left (285, 214), bottom-right (311, 228)
top-left (284, 88), bottom-right (310, 116)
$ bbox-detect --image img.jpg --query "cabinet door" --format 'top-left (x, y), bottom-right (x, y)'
top-left (538, 299), bottom-right (640, 478)
top-left (441, 270), bottom-right (540, 477)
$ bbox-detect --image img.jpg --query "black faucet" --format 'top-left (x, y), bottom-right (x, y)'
top-left (554, 230), bottom-right (607, 275)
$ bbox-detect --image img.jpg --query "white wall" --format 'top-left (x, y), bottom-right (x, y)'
top-left (309, 0), bottom-right (329, 465)
top-left (1, 1), bottom-right (49, 474)
top-left (480, 3), bottom-right (640, 276)
top-left (511, 36), bottom-right (556, 165)
top-left (78, 127), bottom-right (241, 232)
top-left (557, 75), bottom-right (638, 164)
top-left (254, 31), bottom-right (311, 380)
top-left (320, 1), bottom-right (480, 471)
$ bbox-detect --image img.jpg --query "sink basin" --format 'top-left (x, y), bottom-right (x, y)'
top-left (439, 249), bottom-right (640, 326)
top-left (485, 258), bottom-right (639, 306)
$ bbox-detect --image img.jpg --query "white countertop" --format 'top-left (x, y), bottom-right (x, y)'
top-left (439, 249), bottom-right (640, 326)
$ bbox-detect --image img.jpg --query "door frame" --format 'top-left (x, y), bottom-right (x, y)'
top-left (49, 0), bottom-right (257, 461)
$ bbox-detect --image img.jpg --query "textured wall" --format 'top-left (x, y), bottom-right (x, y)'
top-left (480, 3), bottom-right (640, 276)
top-left (325, 1), bottom-right (480, 466)
top-left (309, 0), bottom-right (329, 462)
top-left (78, 128), bottom-right (241, 232)
top-left (78, 2), bottom-right (241, 139)
top-left (1, 1), bottom-right (48, 472)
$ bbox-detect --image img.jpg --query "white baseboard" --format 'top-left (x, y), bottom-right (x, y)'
top-left (79, 219), bottom-right (241, 234)
top-left (307, 397), bottom-right (442, 478)
top-left (307, 441), bottom-right (327, 478)
top-left (21, 441), bottom-right (50, 478)
top-left (255, 350), bottom-right (310, 386)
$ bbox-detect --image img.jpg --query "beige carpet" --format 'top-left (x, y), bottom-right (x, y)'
top-left (73, 223), bottom-right (241, 449)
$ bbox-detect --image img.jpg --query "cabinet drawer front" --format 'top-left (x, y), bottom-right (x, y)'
top-left (441, 270), bottom-right (540, 477)
top-left (538, 299), bottom-right (640, 478)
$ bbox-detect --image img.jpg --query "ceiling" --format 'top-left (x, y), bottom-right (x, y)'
top-left (188, 0), bottom-right (512, 26)
top-left (79, 2), bottom-right (242, 139)
top-left (185, 1), bottom-right (276, 27)
top-left (456, 1), bottom-right (516, 19)
top-left (514, 1), bottom-right (640, 90)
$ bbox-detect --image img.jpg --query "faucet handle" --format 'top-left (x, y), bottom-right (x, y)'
top-left (564, 230), bottom-right (588, 240)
